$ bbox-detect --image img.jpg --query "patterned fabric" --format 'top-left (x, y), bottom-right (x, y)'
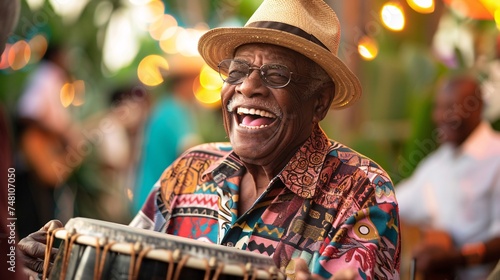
top-left (130, 125), bottom-right (400, 279)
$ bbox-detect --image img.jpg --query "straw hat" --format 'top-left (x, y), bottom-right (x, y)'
top-left (198, 0), bottom-right (362, 109)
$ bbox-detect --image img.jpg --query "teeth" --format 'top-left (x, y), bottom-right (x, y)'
top-left (239, 124), bottom-right (269, 129)
top-left (236, 107), bottom-right (275, 118)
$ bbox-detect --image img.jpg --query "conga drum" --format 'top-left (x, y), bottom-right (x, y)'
top-left (44, 218), bottom-right (284, 280)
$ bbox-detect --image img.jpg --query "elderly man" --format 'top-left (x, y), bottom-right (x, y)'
top-left (19, 0), bottom-right (400, 279)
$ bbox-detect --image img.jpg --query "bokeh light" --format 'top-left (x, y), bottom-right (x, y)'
top-left (137, 55), bottom-right (169, 86)
top-left (0, 44), bottom-right (11, 70)
top-left (144, 0), bottom-right (165, 24)
top-left (199, 64), bottom-right (223, 91)
top-left (28, 34), bottom-right (48, 65)
top-left (195, 65), bottom-right (222, 107)
top-left (175, 28), bottom-right (205, 57)
top-left (149, 14), bottom-right (178, 41)
top-left (381, 2), bottom-right (406, 31)
top-left (407, 0), bottom-right (435, 14)
top-left (8, 40), bottom-right (31, 70)
top-left (72, 80), bottom-right (86, 106)
top-left (94, 1), bottom-right (114, 27)
top-left (60, 82), bottom-right (75, 108)
top-left (194, 84), bottom-right (221, 107)
top-left (496, 10), bottom-right (500, 30)
top-left (25, 0), bottom-right (44, 10)
top-left (49, 0), bottom-right (90, 24)
top-left (159, 27), bottom-right (182, 54)
top-left (358, 36), bottom-right (379, 61)
top-left (103, 7), bottom-right (140, 73)
top-left (444, 0), bottom-right (494, 19)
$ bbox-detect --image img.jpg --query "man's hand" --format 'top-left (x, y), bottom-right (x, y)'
top-left (411, 242), bottom-right (461, 279)
top-left (287, 258), bottom-right (357, 280)
top-left (18, 220), bottom-right (63, 279)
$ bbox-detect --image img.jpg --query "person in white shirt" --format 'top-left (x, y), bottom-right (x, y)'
top-left (396, 73), bottom-right (500, 279)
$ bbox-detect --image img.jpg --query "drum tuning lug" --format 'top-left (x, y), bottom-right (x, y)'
top-left (208, 256), bottom-right (218, 268)
top-left (173, 249), bottom-right (182, 261)
top-left (134, 241), bottom-right (142, 251)
top-left (268, 266), bottom-right (280, 279)
top-left (245, 262), bottom-right (253, 273)
top-left (98, 237), bottom-right (108, 246)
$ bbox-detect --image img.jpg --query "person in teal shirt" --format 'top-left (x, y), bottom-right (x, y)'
top-left (133, 54), bottom-right (204, 214)
top-left (133, 88), bottom-right (201, 213)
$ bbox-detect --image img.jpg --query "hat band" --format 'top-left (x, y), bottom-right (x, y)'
top-left (246, 21), bottom-right (330, 51)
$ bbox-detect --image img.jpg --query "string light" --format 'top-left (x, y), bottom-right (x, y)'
top-left (381, 2), bottom-right (406, 31)
top-left (358, 36), bottom-right (379, 61)
top-left (407, 0), bottom-right (435, 14)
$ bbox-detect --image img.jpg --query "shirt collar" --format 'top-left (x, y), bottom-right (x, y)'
top-left (201, 150), bottom-right (243, 186)
top-left (202, 125), bottom-right (332, 199)
top-left (278, 125), bottom-right (332, 198)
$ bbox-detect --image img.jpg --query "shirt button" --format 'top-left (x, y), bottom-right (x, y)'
top-left (226, 242), bottom-right (234, 247)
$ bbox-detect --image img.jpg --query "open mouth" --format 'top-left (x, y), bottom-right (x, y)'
top-left (236, 107), bottom-right (277, 129)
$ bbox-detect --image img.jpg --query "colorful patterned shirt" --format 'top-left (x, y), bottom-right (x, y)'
top-left (130, 125), bottom-right (401, 279)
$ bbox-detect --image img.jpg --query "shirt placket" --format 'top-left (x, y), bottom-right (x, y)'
top-left (220, 178), bottom-right (279, 249)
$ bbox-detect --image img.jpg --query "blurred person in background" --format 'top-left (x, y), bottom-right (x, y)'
top-left (0, 0), bottom-right (23, 279)
top-left (95, 84), bottom-right (152, 223)
top-left (13, 42), bottom-right (80, 239)
top-left (132, 54), bottom-right (203, 214)
top-left (396, 73), bottom-right (500, 279)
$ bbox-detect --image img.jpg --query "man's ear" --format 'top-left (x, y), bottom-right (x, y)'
top-left (312, 83), bottom-right (335, 123)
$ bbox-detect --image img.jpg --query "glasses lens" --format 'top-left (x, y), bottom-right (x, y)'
top-left (261, 64), bottom-right (291, 88)
top-left (218, 59), bottom-right (248, 85)
top-left (217, 59), bottom-right (292, 88)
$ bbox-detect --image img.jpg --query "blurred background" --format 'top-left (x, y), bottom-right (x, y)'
top-left (1, 0), bottom-right (499, 236)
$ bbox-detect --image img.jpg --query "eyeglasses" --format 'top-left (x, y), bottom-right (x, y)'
top-left (217, 59), bottom-right (309, 89)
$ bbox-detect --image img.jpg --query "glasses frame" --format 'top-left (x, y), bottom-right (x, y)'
top-left (217, 59), bottom-right (316, 89)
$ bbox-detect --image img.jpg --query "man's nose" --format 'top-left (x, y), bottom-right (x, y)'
top-left (237, 69), bottom-right (267, 97)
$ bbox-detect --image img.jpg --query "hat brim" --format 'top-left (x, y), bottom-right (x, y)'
top-left (198, 27), bottom-right (362, 109)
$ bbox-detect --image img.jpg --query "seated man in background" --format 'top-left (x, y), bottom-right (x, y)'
top-left (397, 73), bottom-right (500, 279)
top-left (19, 0), bottom-right (401, 279)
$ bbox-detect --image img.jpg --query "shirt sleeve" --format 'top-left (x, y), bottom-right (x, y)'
top-left (395, 161), bottom-right (433, 225)
top-left (489, 171), bottom-right (500, 237)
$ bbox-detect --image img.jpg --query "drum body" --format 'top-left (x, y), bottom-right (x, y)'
top-left (47, 218), bottom-right (283, 280)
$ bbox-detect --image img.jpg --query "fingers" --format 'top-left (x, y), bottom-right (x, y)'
top-left (23, 267), bottom-right (41, 280)
top-left (331, 269), bottom-right (356, 280)
top-left (286, 258), bottom-right (357, 280)
top-left (18, 219), bottom-right (63, 274)
top-left (294, 258), bottom-right (311, 280)
top-left (287, 258), bottom-right (328, 280)
top-left (19, 238), bottom-right (45, 259)
top-left (18, 237), bottom-right (54, 274)
top-left (22, 256), bottom-right (45, 275)
top-left (43, 220), bottom-right (64, 231)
